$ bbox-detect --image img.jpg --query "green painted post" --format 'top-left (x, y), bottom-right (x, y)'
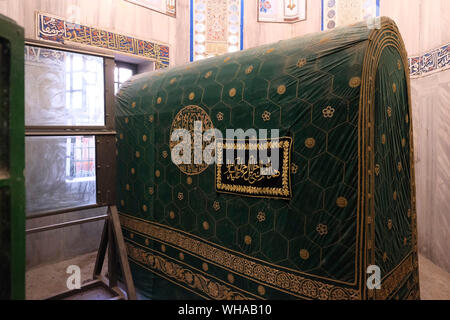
top-left (0, 13), bottom-right (25, 300)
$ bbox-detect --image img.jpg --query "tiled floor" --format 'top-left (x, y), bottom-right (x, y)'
top-left (26, 252), bottom-right (450, 300)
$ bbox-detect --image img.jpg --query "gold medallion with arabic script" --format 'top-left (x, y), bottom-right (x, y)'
top-left (170, 105), bottom-right (214, 176)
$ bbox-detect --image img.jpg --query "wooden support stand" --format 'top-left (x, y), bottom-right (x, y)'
top-left (48, 206), bottom-right (136, 300)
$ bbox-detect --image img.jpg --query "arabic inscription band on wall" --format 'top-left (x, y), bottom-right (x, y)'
top-left (36, 12), bottom-right (170, 69)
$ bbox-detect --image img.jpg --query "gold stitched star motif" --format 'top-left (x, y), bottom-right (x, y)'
top-left (291, 163), bottom-right (299, 174)
top-left (162, 151), bottom-right (168, 159)
top-left (322, 106), bottom-right (336, 118)
top-left (217, 112), bottom-right (224, 121)
top-left (397, 162), bottom-right (402, 172)
top-left (178, 192), bottom-right (184, 201)
top-left (245, 65), bottom-right (254, 74)
top-left (262, 111), bottom-right (271, 122)
top-left (213, 201), bottom-right (220, 212)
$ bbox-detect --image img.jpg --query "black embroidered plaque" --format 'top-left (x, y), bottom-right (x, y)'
top-left (215, 137), bottom-right (293, 200)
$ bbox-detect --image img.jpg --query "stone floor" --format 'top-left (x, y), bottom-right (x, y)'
top-left (26, 252), bottom-right (450, 300)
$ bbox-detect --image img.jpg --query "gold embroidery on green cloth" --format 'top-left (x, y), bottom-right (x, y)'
top-left (216, 137), bottom-right (293, 200)
top-left (169, 105), bottom-right (215, 176)
top-left (120, 214), bottom-right (361, 300)
top-left (126, 242), bottom-right (253, 300)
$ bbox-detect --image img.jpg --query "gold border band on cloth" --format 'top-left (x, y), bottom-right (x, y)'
top-left (360, 17), bottom-right (420, 300)
top-left (125, 241), bottom-right (255, 300)
top-left (120, 213), bottom-right (361, 300)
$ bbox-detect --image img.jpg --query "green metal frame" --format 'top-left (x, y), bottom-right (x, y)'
top-left (0, 13), bottom-right (25, 300)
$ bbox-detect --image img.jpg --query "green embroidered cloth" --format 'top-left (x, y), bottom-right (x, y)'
top-left (115, 17), bottom-right (420, 300)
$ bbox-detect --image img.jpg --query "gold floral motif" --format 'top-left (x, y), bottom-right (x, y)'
top-left (245, 65), bottom-right (253, 74)
top-left (162, 151), bottom-right (168, 159)
top-left (120, 215), bottom-right (361, 300)
top-left (126, 184), bottom-right (130, 191)
top-left (227, 274), bottom-right (235, 284)
top-left (381, 134), bottom-right (386, 145)
top-left (299, 249), bottom-right (310, 260)
top-left (261, 111), bottom-right (271, 122)
top-left (119, 133), bottom-right (124, 140)
top-left (392, 83), bottom-right (397, 93)
top-left (291, 163), bottom-right (298, 174)
top-left (202, 221), bottom-right (210, 231)
top-left (157, 97), bottom-right (162, 104)
top-left (161, 244), bottom-right (166, 252)
top-left (393, 191), bottom-right (397, 201)
top-left (217, 112), bottom-right (224, 121)
top-left (179, 252), bottom-right (184, 260)
top-left (131, 168), bottom-right (136, 175)
top-left (397, 60), bottom-right (402, 70)
top-left (297, 58), bottom-right (307, 68)
top-left (149, 115), bottom-right (154, 123)
top-left (148, 187), bottom-right (154, 195)
top-left (213, 201), bottom-right (220, 212)
top-left (145, 238), bottom-right (149, 246)
top-left (169, 211), bottom-right (175, 220)
top-left (142, 135), bottom-right (148, 142)
top-left (266, 48), bottom-right (275, 54)
top-left (142, 205), bottom-right (148, 212)
top-left (204, 71), bottom-right (212, 79)
top-left (224, 57), bottom-right (231, 62)
top-left (375, 164), bottom-right (381, 176)
top-left (262, 111), bottom-right (271, 122)
top-left (402, 138), bottom-right (406, 148)
top-left (142, 84), bottom-right (148, 90)
top-left (155, 170), bottom-right (161, 178)
top-left (244, 236), bottom-right (252, 245)
top-left (170, 78), bottom-right (176, 85)
top-left (202, 263), bottom-right (209, 272)
top-left (336, 197), bottom-right (348, 208)
top-left (388, 219), bottom-right (393, 230)
top-left (387, 107), bottom-right (392, 118)
top-left (189, 92), bottom-right (195, 100)
top-left (135, 151), bottom-right (140, 158)
top-left (125, 117), bottom-right (129, 124)
top-left (229, 88), bottom-right (237, 97)
top-left (316, 224), bottom-right (328, 236)
top-left (126, 243), bottom-right (250, 300)
top-left (186, 177), bottom-right (193, 185)
top-left (349, 77), bottom-right (361, 88)
top-left (257, 211), bottom-right (266, 223)
top-left (120, 200), bottom-right (125, 206)
top-left (131, 102), bottom-right (136, 108)
top-left (397, 162), bottom-right (402, 172)
top-left (305, 138), bottom-right (316, 149)
top-left (178, 192), bottom-right (184, 201)
top-left (130, 233), bottom-right (134, 239)
top-left (405, 114), bottom-right (409, 124)
top-left (383, 252), bottom-right (388, 262)
top-left (322, 106), bottom-right (336, 118)
top-left (277, 85), bottom-right (286, 95)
